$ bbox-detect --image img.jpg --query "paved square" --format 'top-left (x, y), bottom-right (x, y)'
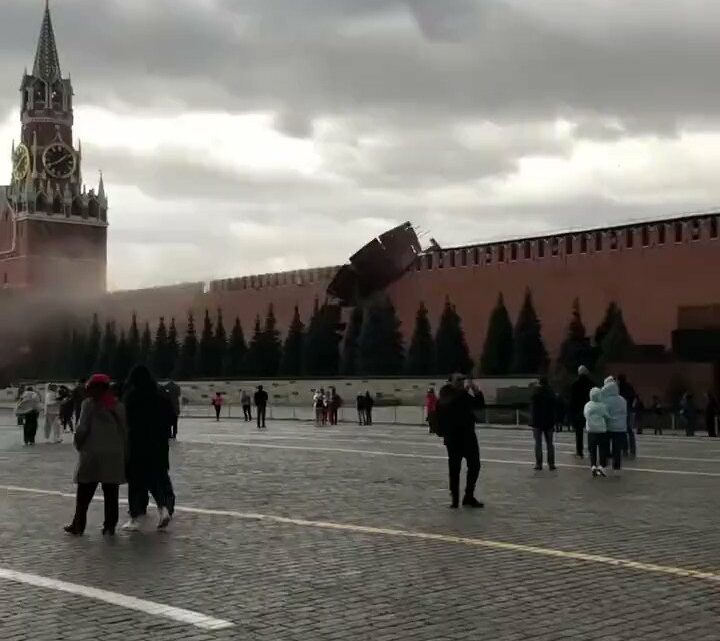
top-left (0, 410), bottom-right (719, 640)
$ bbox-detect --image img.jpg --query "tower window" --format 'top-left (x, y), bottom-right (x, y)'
top-left (498, 245), bottom-right (505, 262)
top-left (485, 247), bottom-right (493, 264)
top-left (711, 217), bottom-right (718, 239)
top-left (580, 235), bottom-right (588, 253)
top-left (473, 247), bottom-right (480, 265)
top-left (675, 222), bottom-right (683, 243)
top-left (595, 231), bottom-right (603, 251)
top-left (641, 226), bottom-right (649, 247)
top-left (523, 241), bottom-right (531, 259)
top-left (625, 228), bottom-right (634, 248)
top-left (551, 238), bottom-right (559, 256)
top-left (510, 243), bottom-right (518, 261)
top-left (415, 256), bottom-right (422, 271)
top-left (448, 251), bottom-right (456, 268)
top-left (438, 252), bottom-right (444, 269)
top-left (658, 225), bottom-right (666, 244)
top-left (425, 253), bottom-right (434, 270)
top-left (71, 198), bottom-right (83, 217)
top-left (460, 250), bottom-right (468, 267)
top-left (88, 199), bottom-right (99, 219)
top-left (691, 219), bottom-right (701, 241)
top-left (609, 231), bottom-right (618, 250)
top-left (537, 239), bottom-right (545, 258)
top-left (53, 195), bottom-right (63, 215)
top-left (565, 236), bottom-right (573, 255)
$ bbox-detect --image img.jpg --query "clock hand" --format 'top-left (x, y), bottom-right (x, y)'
top-left (47, 155), bottom-right (70, 169)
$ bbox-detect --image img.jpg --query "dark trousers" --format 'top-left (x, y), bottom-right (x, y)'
top-left (623, 414), bottom-right (636, 456)
top-left (72, 482), bottom-right (119, 533)
top-left (214, 405), bottom-right (221, 421)
top-left (243, 405), bottom-right (252, 421)
top-left (608, 432), bottom-right (624, 470)
top-left (366, 408), bottom-right (373, 425)
top-left (257, 404), bottom-right (267, 428)
top-left (357, 409), bottom-right (365, 425)
top-left (171, 414), bottom-right (179, 439)
top-left (533, 428), bottom-right (555, 468)
top-left (329, 407), bottom-right (338, 425)
top-left (445, 433), bottom-right (480, 500)
top-left (572, 413), bottom-right (584, 456)
top-left (22, 411), bottom-right (39, 444)
top-left (587, 432), bottom-right (608, 468)
top-left (128, 472), bottom-right (170, 519)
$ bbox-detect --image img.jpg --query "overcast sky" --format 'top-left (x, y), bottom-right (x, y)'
top-left (2, 0), bottom-right (720, 290)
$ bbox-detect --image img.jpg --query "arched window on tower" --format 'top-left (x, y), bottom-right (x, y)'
top-left (53, 194), bottom-right (63, 215)
top-left (609, 230), bottom-right (618, 250)
top-left (51, 83), bottom-right (63, 110)
top-left (88, 199), bottom-right (99, 219)
top-left (35, 194), bottom-right (48, 213)
top-left (33, 81), bottom-right (46, 108)
top-left (71, 198), bottom-right (83, 217)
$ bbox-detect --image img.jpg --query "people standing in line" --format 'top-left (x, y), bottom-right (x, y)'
top-left (59, 385), bottom-right (75, 433)
top-left (680, 392), bottom-right (698, 436)
top-left (435, 374), bottom-right (485, 508)
top-left (15, 386), bottom-right (41, 446)
top-left (255, 385), bottom-right (268, 430)
top-left (164, 380), bottom-right (182, 440)
top-left (704, 391), bottom-right (718, 437)
top-left (241, 390), bottom-right (252, 422)
top-left (356, 393), bottom-right (367, 426)
top-left (651, 396), bottom-right (664, 434)
top-left (584, 387), bottom-right (609, 477)
top-left (328, 387), bottom-right (341, 426)
top-left (530, 378), bottom-right (557, 471)
top-left (364, 391), bottom-right (374, 426)
top-left (72, 378), bottom-right (87, 428)
top-left (602, 377), bottom-right (628, 475)
top-left (617, 374), bottom-right (637, 459)
top-left (425, 387), bottom-right (438, 433)
top-left (43, 383), bottom-right (63, 443)
top-left (569, 366), bottom-right (594, 458)
top-left (313, 389), bottom-right (326, 427)
top-left (211, 392), bottom-right (224, 422)
top-left (122, 365), bottom-right (175, 531)
top-left (64, 374), bottom-right (127, 537)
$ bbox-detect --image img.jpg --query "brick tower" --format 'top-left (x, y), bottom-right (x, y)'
top-left (0, 0), bottom-right (107, 294)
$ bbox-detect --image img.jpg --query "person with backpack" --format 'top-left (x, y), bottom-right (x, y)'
top-left (530, 378), bottom-right (557, 471)
top-left (433, 374), bottom-right (485, 509)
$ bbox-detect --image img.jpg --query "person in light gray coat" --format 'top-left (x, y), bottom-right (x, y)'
top-left (65, 375), bottom-right (127, 537)
top-left (584, 387), bottom-right (610, 477)
top-left (602, 378), bottom-right (628, 473)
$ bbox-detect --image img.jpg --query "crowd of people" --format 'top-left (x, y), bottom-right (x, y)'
top-left (211, 385), bottom-right (268, 428)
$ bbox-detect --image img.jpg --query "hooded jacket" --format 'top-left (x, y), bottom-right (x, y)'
top-left (436, 384), bottom-right (483, 441)
top-left (15, 389), bottom-right (41, 416)
top-left (584, 387), bottom-right (609, 433)
top-left (602, 381), bottom-right (628, 432)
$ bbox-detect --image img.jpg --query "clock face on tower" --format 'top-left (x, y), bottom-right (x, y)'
top-left (12, 143), bottom-right (30, 181)
top-left (43, 142), bottom-right (76, 179)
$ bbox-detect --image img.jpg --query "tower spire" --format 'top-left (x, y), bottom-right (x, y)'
top-left (33, 0), bottom-right (61, 84)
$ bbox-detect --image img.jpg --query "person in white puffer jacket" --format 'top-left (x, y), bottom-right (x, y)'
top-left (584, 387), bottom-right (609, 477)
top-left (602, 377), bottom-right (628, 474)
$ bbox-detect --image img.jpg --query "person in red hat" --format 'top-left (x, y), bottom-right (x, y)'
top-left (64, 374), bottom-right (127, 536)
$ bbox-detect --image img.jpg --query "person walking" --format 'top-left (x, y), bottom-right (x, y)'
top-left (164, 380), bottom-right (182, 439)
top-left (680, 392), bottom-right (698, 436)
top-left (72, 378), bottom-right (87, 427)
top-left (569, 366), bottom-right (594, 458)
top-left (313, 389), bottom-right (326, 427)
top-left (15, 386), bottom-right (41, 445)
top-left (241, 390), bottom-right (252, 422)
top-left (530, 378), bottom-right (557, 471)
top-left (122, 365), bottom-right (175, 531)
top-left (64, 374), bottom-right (127, 537)
top-left (255, 385), bottom-right (268, 429)
top-left (328, 387), bottom-right (341, 426)
top-left (602, 378), bottom-right (628, 474)
top-left (211, 392), bottom-right (224, 422)
top-left (43, 383), bottom-right (63, 443)
top-left (435, 374), bottom-right (485, 508)
top-left (356, 392), bottom-right (366, 426)
top-left (364, 391), bottom-right (374, 426)
top-left (59, 385), bottom-right (75, 433)
top-left (617, 374), bottom-right (637, 458)
top-left (425, 387), bottom-right (438, 433)
top-left (584, 387), bottom-right (609, 477)
top-left (704, 391), bottom-right (718, 437)
top-left (651, 395), bottom-right (664, 435)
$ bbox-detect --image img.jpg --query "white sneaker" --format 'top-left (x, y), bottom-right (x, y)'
top-left (597, 467), bottom-right (607, 477)
top-left (591, 466), bottom-right (598, 477)
top-left (157, 507), bottom-right (171, 530)
top-left (122, 519), bottom-right (141, 531)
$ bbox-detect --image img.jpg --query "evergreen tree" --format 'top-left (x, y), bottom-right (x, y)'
top-left (512, 289), bottom-right (549, 374)
top-left (405, 302), bottom-right (435, 375)
top-left (139, 322), bottom-right (153, 365)
top-left (96, 321), bottom-right (118, 374)
top-left (167, 318), bottom-right (180, 377)
top-left (340, 306), bottom-right (364, 376)
top-left (357, 296), bottom-right (405, 375)
top-left (557, 298), bottom-right (592, 376)
top-left (594, 301), bottom-right (621, 347)
top-left (435, 298), bottom-right (473, 375)
top-left (479, 294), bottom-right (514, 375)
top-left (280, 306), bottom-right (305, 377)
top-left (245, 315), bottom-right (264, 376)
top-left (84, 314), bottom-right (102, 375)
top-left (303, 302), bottom-right (341, 377)
top-left (261, 304), bottom-right (283, 377)
top-left (153, 317), bottom-right (172, 379)
top-left (111, 330), bottom-right (133, 383)
top-left (127, 312), bottom-right (141, 364)
top-left (214, 309), bottom-right (228, 376)
top-left (600, 308), bottom-right (635, 362)
top-left (198, 309), bottom-right (215, 377)
top-left (69, 327), bottom-right (86, 380)
top-left (51, 320), bottom-right (74, 379)
top-left (225, 317), bottom-right (247, 377)
top-left (176, 312), bottom-right (198, 378)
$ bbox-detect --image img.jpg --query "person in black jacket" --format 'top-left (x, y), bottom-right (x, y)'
top-left (254, 385), bottom-right (268, 429)
top-left (121, 365), bottom-right (175, 531)
top-left (436, 374), bottom-right (485, 509)
top-left (530, 378), bottom-right (557, 470)
top-left (569, 366), bottom-right (594, 458)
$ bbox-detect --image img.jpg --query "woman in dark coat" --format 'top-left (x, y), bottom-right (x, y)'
top-left (64, 374), bottom-right (127, 536)
top-left (121, 365), bottom-right (175, 531)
